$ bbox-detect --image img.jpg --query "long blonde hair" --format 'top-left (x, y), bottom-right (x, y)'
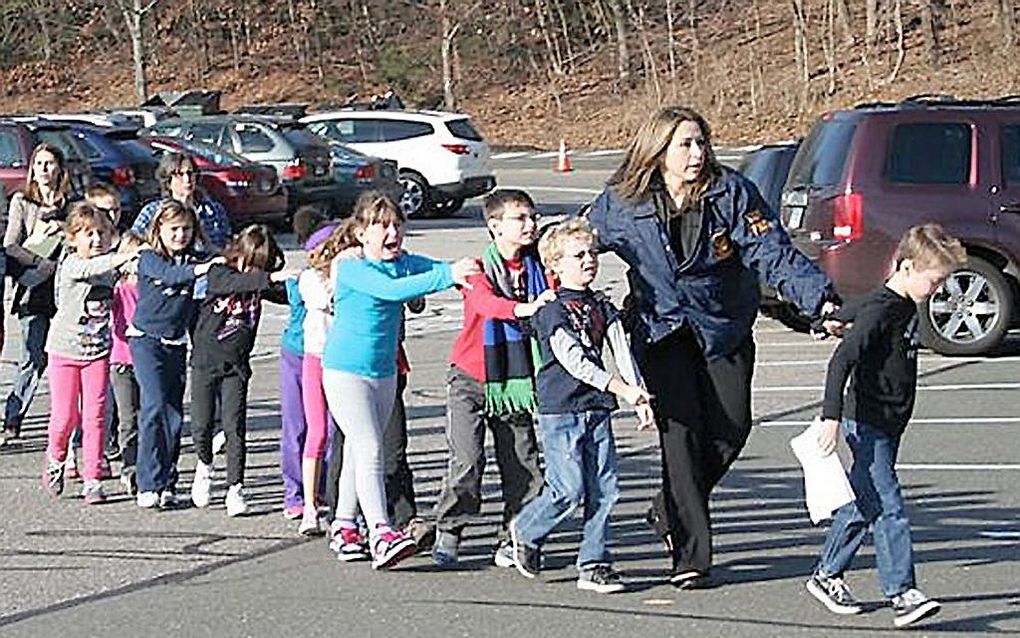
top-left (609, 106), bottom-right (722, 207)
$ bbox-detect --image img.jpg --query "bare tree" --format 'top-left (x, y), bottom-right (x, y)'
top-left (791, 0), bottom-right (809, 110)
top-left (866, 0), bottom-right (881, 45)
top-left (994, 0), bottom-right (1016, 46)
top-left (888, 0), bottom-right (905, 82)
top-left (607, 0), bottom-right (631, 87)
top-left (115, 0), bottom-right (159, 103)
top-left (918, 0), bottom-right (941, 68)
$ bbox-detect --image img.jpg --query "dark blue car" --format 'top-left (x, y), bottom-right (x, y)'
top-left (68, 124), bottom-right (160, 226)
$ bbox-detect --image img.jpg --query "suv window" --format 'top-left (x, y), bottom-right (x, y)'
top-left (189, 123), bottom-right (226, 146)
top-left (235, 123), bottom-right (275, 153)
top-left (377, 120), bottom-right (433, 142)
top-left (446, 118), bottom-right (482, 141)
top-left (0, 129), bottom-right (23, 168)
top-left (1001, 125), bottom-right (1020, 183)
top-left (35, 130), bottom-right (85, 162)
top-left (788, 120), bottom-right (856, 186)
top-left (74, 134), bottom-right (104, 162)
top-left (885, 122), bottom-right (971, 184)
top-left (323, 119), bottom-right (378, 144)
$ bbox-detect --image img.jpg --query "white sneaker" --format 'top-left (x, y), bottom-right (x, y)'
top-left (298, 508), bottom-right (322, 536)
top-left (137, 491), bottom-right (159, 508)
top-left (225, 483), bottom-right (248, 517)
top-left (191, 461), bottom-right (214, 508)
top-left (212, 431), bottom-right (227, 455)
top-left (159, 489), bottom-right (178, 509)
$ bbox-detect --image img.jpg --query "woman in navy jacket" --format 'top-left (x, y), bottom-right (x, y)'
top-left (587, 106), bottom-right (839, 588)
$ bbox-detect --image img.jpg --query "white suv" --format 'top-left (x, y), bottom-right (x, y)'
top-left (301, 109), bottom-right (496, 217)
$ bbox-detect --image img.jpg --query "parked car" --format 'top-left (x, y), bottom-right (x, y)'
top-left (300, 109), bottom-right (497, 218)
top-left (67, 123), bottom-right (159, 226)
top-left (737, 141), bottom-right (807, 331)
top-left (781, 94), bottom-right (1020, 354)
top-left (0, 118), bottom-right (92, 197)
top-left (142, 115), bottom-right (340, 215)
top-left (324, 141), bottom-right (403, 216)
top-left (146, 135), bottom-right (289, 228)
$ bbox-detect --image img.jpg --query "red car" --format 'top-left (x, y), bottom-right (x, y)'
top-left (146, 135), bottom-right (288, 228)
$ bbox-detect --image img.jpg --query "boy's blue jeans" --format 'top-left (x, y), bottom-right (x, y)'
top-left (817, 419), bottom-right (916, 598)
top-left (514, 410), bottom-right (620, 569)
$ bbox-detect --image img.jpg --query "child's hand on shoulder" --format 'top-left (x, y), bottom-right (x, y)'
top-left (513, 288), bottom-right (557, 318)
top-left (635, 399), bottom-right (655, 430)
top-left (817, 418), bottom-right (840, 456)
top-left (451, 257), bottom-right (481, 290)
top-left (337, 246), bottom-right (363, 260)
top-left (271, 269), bottom-right (300, 282)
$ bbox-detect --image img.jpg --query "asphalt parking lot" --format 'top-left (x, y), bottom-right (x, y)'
top-left (0, 154), bottom-right (1017, 637)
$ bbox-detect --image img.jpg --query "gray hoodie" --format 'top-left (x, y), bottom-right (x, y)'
top-left (45, 252), bottom-right (122, 361)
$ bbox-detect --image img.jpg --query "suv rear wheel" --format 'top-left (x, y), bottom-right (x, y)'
top-left (919, 256), bottom-right (1013, 355)
top-left (398, 171), bottom-right (430, 218)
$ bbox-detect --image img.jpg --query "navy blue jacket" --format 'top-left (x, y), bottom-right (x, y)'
top-left (587, 168), bottom-right (835, 361)
top-left (132, 250), bottom-right (200, 342)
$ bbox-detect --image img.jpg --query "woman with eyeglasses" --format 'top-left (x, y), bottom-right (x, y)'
top-left (131, 153), bottom-right (232, 254)
top-left (1, 143), bottom-right (72, 446)
top-left (586, 106), bottom-right (841, 589)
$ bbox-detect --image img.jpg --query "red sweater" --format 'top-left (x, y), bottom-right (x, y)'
top-left (448, 263), bottom-right (523, 382)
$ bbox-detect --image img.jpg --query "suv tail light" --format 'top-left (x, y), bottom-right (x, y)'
top-left (224, 168), bottom-right (253, 189)
top-left (111, 166), bottom-right (135, 186)
top-left (832, 192), bottom-right (863, 241)
top-left (281, 159), bottom-right (307, 180)
top-left (442, 143), bottom-right (470, 155)
top-left (354, 164), bottom-right (376, 183)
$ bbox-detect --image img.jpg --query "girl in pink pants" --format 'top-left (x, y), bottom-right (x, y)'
top-left (295, 224), bottom-right (345, 535)
top-left (42, 203), bottom-right (140, 503)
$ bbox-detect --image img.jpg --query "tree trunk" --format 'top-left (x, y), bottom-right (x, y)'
top-left (888, 0), bottom-right (905, 82)
top-left (995, 0), bottom-right (1016, 46)
top-left (666, 0), bottom-right (677, 82)
top-left (440, 0), bottom-right (457, 111)
top-left (866, 0), bottom-right (880, 45)
top-left (918, 0), bottom-right (940, 68)
top-left (791, 0), bottom-right (809, 110)
top-left (119, 0), bottom-right (155, 103)
top-left (607, 0), bottom-right (631, 87)
top-left (835, 0), bottom-right (853, 44)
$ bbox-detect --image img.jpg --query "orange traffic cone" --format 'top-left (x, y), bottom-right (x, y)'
top-left (555, 138), bottom-right (573, 172)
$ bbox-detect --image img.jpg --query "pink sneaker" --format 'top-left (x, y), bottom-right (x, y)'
top-left (331, 524), bottom-right (370, 562)
top-left (370, 524), bottom-right (416, 570)
top-left (282, 504), bottom-right (304, 520)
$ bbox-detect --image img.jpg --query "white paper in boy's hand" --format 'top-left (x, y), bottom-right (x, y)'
top-left (790, 417), bottom-right (856, 524)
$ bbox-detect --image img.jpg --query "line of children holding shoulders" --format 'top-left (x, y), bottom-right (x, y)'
top-left (25, 166), bottom-right (961, 625)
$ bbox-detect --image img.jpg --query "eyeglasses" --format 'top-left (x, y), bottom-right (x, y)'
top-left (95, 206), bottom-right (121, 219)
top-left (172, 169), bottom-right (198, 178)
top-left (502, 213), bottom-right (540, 224)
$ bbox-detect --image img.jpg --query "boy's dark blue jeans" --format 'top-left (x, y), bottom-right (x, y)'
top-left (514, 410), bottom-right (620, 569)
top-left (817, 419), bottom-right (916, 598)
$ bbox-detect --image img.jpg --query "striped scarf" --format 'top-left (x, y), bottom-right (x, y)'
top-left (482, 243), bottom-right (547, 416)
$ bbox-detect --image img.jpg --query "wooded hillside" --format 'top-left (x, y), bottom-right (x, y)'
top-left (1, 1), bottom-right (1019, 146)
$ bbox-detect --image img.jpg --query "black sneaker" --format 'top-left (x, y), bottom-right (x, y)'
top-left (670, 569), bottom-right (710, 590)
top-left (578, 565), bottom-right (626, 594)
top-left (892, 588), bottom-right (941, 628)
top-left (806, 572), bottom-right (864, 615)
top-left (509, 518), bottom-right (540, 579)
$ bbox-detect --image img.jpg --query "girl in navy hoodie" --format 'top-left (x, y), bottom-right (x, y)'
top-left (130, 200), bottom-right (222, 509)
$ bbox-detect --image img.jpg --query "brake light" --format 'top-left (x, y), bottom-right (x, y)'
top-left (224, 168), bottom-right (253, 189)
top-left (354, 164), bottom-right (376, 182)
top-left (111, 166), bottom-right (135, 186)
top-left (442, 144), bottom-right (470, 155)
top-left (832, 192), bottom-right (863, 241)
top-left (281, 160), bottom-right (307, 180)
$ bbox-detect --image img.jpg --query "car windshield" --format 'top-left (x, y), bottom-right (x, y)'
top-left (787, 119), bottom-right (856, 187)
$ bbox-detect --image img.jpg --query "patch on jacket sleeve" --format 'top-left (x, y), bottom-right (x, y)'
top-left (744, 210), bottom-right (775, 237)
top-left (710, 228), bottom-right (735, 260)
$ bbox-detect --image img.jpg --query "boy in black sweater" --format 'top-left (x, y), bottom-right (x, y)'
top-left (509, 219), bottom-right (654, 594)
top-left (806, 224), bottom-right (966, 628)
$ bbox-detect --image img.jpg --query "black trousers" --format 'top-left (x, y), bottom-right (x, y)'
top-left (324, 374), bottom-right (418, 527)
top-left (643, 328), bottom-right (755, 574)
top-left (190, 362), bottom-right (250, 487)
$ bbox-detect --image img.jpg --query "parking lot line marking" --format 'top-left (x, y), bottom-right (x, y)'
top-left (897, 464), bottom-right (1020, 470)
top-left (759, 417), bottom-right (1020, 427)
top-left (757, 355), bottom-right (1020, 367)
top-left (755, 382), bottom-right (1020, 392)
top-left (585, 149), bottom-right (626, 156)
top-left (531, 151), bottom-right (562, 159)
top-left (979, 531), bottom-right (1020, 539)
top-left (491, 151), bottom-right (530, 159)
top-left (499, 184), bottom-right (603, 195)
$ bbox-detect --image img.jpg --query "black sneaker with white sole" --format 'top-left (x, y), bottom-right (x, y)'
top-left (805, 572), bottom-right (864, 615)
top-left (509, 519), bottom-right (540, 579)
top-left (578, 565), bottom-right (625, 594)
top-left (891, 588), bottom-right (941, 628)
top-left (670, 569), bottom-right (710, 590)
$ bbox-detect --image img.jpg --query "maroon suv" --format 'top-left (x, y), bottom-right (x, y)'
top-left (782, 95), bottom-right (1020, 355)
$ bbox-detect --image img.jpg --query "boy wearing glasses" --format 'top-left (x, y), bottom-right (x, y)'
top-left (431, 189), bottom-right (553, 567)
top-left (509, 218), bottom-right (654, 593)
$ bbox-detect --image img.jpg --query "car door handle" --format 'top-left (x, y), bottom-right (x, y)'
top-left (1001, 202), bottom-right (1020, 214)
